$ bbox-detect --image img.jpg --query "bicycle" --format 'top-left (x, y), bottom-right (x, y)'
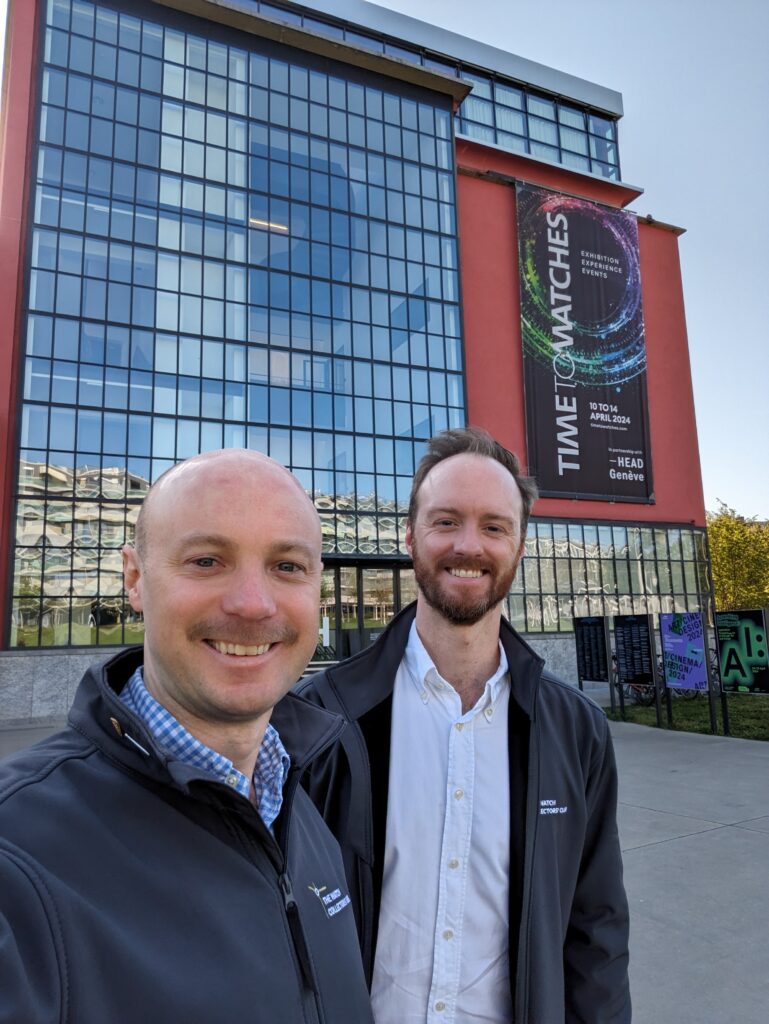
top-left (622, 680), bottom-right (657, 706)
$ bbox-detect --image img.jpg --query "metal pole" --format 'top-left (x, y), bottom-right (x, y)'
top-left (604, 618), bottom-right (616, 714)
top-left (617, 671), bottom-right (626, 719)
top-left (649, 615), bottom-right (663, 728)
top-left (702, 532), bottom-right (727, 736)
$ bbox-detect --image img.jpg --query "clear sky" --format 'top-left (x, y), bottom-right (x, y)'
top-left (1, 0), bottom-right (767, 516)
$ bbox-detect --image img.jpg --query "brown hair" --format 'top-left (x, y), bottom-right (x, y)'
top-left (408, 427), bottom-right (539, 537)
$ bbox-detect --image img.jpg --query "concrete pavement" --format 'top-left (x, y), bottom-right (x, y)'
top-left (1, 716), bottom-right (768, 1021)
top-left (0, 723), bottom-right (65, 758)
top-left (613, 720), bottom-right (769, 1024)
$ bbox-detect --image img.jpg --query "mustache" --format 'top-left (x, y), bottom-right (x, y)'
top-left (188, 622), bottom-right (299, 646)
top-left (443, 557), bottom-right (494, 573)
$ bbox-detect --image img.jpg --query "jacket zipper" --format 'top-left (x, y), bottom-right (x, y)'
top-left (272, 712), bottom-right (349, 1018)
top-left (276, 771), bottom-right (324, 1020)
top-left (516, 679), bottom-right (543, 1024)
top-left (223, 782), bottom-right (323, 1020)
top-left (278, 870), bottom-right (318, 994)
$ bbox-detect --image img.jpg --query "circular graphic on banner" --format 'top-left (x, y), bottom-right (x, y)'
top-left (519, 191), bottom-right (645, 387)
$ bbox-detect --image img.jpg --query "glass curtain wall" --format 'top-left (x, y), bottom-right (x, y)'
top-left (11, 0), bottom-right (464, 647)
top-left (251, 1), bottom-right (622, 181)
top-left (509, 521), bottom-right (710, 633)
top-left (313, 520), bottom-right (710, 659)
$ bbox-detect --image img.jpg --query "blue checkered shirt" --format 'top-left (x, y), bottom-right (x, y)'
top-left (119, 666), bottom-right (290, 829)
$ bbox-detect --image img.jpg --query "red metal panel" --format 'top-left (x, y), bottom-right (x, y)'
top-left (0, 0), bottom-right (41, 643)
top-left (457, 142), bottom-right (705, 528)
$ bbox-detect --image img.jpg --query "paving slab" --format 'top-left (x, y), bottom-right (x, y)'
top-left (611, 721), bottom-right (769, 1024)
top-left (617, 802), bottom-right (722, 851)
top-left (0, 723), bottom-right (65, 758)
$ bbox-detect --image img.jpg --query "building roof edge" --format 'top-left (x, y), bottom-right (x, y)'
top-left (151, 0), bottom-right (473, 102)
top-left (305, 0), bottom-right (624, 115)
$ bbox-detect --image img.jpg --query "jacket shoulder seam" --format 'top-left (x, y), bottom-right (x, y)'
top-left (0, 840), bottom-right (69, 1020)
top-left (0, 743), bottom-right (96, 809)
top-left (539, 672), bottom-right (608, 720)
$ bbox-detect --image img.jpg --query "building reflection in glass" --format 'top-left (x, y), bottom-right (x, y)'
top-left (12, 456), bottom-right (710, 650)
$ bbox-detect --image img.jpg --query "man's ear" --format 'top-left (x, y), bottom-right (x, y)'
top-left (404, 521), bottom-right (413, 558)
top-left (122, 544), bottom-right (144, 613)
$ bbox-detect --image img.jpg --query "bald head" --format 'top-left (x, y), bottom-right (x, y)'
top-left (133, 449), bottom-right (318, 560)
top-left (122, 447), bottom-right (324, 743)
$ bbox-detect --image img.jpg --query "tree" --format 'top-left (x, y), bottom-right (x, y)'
top-left (707, 503), bottom-right (769, 611)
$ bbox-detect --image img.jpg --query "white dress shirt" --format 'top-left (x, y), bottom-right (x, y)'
top-left (371, 622), bottom-right (512, 1024)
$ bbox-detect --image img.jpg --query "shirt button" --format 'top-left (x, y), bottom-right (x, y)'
top-left (454, 788), bottom-right (464, 800)
top-left (448, 858), bottom-right (459, 869)
top-left (442, 929), bottom-right (454, 940)
top-left (455, 722), bottom-right (464, 732)
top-left (421, 690), bottom-right (429, 702)
top-left (485, 707), bottom-right (494, 719)
top-left (226, 774), bottom-right (238, 787)
top-left (434, 1002), bottom-right (446, 1013)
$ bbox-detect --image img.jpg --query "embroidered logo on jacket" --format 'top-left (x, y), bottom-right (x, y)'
top-left (540, 798), bottom-right (568, 815)
top-left (308, 882), bottom-right (351, 918)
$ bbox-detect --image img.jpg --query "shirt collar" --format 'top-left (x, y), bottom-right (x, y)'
top-left (119, 666), bottom-right (290, 828)
top-left (403, 620), bottom-right (509, 714)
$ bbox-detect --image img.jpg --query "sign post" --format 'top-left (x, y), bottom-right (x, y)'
top-left (659, 611), bottom-right (715, 730)
top-left (613, 613), bottom-right (660, 726)
top-left (574, 616), bottom-right (614, 711)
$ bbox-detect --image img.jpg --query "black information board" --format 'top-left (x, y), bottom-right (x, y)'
top-left (613, 614), bottom-right (654, 685)
top-left (574, 616), bottom-right (609, 682)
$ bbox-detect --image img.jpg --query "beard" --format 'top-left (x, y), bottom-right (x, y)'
top-left (410, 538), bottom-right (520, 626)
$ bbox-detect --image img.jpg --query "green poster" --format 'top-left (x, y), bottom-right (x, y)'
top-left (715, 610), bottom-right (769, 694)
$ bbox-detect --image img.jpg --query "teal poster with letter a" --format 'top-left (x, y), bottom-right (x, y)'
top-left (715, 610), bottom-right (769, 694)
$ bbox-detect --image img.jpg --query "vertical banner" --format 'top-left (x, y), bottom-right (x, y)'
top-left (659, 612), bottom-right (707, 691)
top-left (715, 610), bottom-right (769, 694)
top-left (613, 614), bottom-right (654, 684)
top-left (574, 616), bottom-right (610, 682)
top-left (517, 184), bottom-right (653, 501)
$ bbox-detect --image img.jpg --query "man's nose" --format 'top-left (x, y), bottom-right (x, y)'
top-left (220, 569), bottom-right (277, 619)
top-left (453, 523), bottom-right (485, 556)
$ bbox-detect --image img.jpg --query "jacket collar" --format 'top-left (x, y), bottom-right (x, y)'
top-left (326, 602), bottom-right (545, 720)
top-left (68, 646), bottom-right (347, 790)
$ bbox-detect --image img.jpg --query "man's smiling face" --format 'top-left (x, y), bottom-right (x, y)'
top-left (406, 453), bottom-right (525, 626)
top-left (122, 451), bottom-right (322, 732)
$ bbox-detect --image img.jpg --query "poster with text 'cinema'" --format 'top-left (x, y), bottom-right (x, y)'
top-left (517, 184), bottom-right (653, 501)
top-left (659, 612), bottom-right (707, 691)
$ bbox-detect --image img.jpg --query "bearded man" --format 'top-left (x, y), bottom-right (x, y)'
top-left (300, 426), bottom-right (631, 1024)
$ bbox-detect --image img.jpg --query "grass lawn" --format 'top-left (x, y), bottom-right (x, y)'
top-left (606, 693), bottom-right (769, 742)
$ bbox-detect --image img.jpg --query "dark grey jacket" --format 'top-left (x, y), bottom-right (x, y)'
top-left (0, 647), bottom-right (373, 1024)
top-left (299, 604), bottom-right (631, 1023)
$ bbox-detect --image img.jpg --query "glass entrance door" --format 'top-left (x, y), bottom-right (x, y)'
top-left (314, 564), bottom-right (411, 662)
top-left (361, 567), bottom-right (395, 648)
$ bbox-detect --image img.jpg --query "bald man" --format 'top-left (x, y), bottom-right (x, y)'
top-left (0, 450), bottom-right (373, 1024)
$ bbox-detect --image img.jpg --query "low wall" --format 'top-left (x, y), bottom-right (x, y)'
top-left (0, 648), bottom-right (123, 729)
top-left (0, 631), bottom-right (583, 729)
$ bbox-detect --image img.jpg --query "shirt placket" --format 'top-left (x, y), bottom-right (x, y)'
top-left (427, 706), bottom-right (476, 1022)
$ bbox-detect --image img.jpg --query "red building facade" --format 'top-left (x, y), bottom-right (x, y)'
top-left (0, 0), bottom-right (709, 716)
